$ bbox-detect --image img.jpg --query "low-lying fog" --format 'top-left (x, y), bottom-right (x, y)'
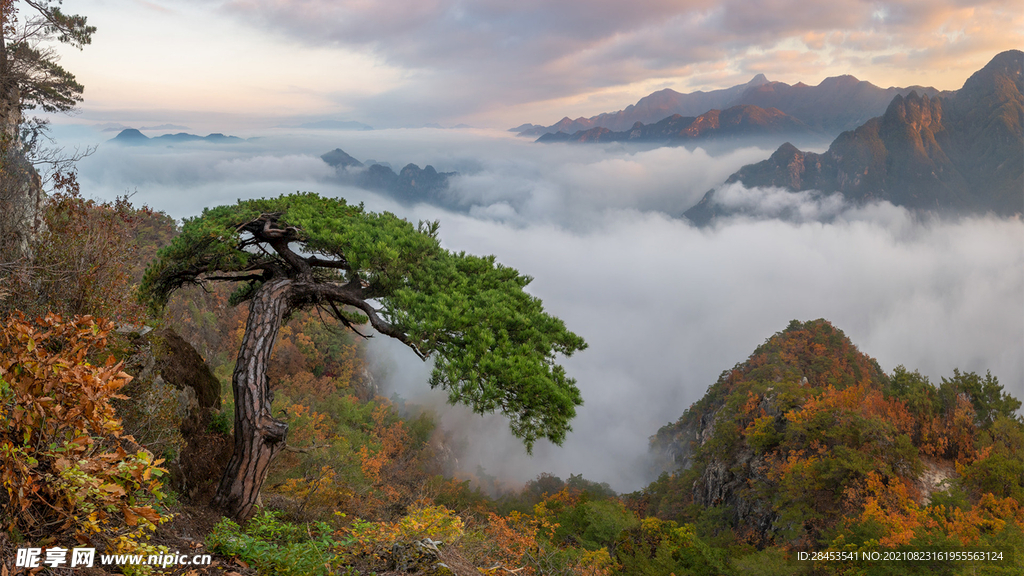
top-left (53, 124), bottom-right (1024, 493)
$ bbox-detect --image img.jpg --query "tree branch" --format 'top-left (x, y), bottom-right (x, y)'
top-left (290, 279), bottom-right (429, 361)
top-left (305, 255), bottom-right (350, 271)
top-left (349, 298), bottom-right (428, 360)
top-left (204, 273), bottom-right (265, 282)
top-left (327, 300), bottom-right (371, 339)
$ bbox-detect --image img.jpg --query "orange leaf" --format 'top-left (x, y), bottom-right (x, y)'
top-left (133, 506), bottom-right (162, 523)
top-left (99, 483), bottom-right (126, 496)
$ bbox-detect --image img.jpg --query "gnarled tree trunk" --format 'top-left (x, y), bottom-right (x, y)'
top-left (212, 278), bottom-right (292, 519)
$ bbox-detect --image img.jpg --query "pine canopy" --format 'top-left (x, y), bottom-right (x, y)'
top-left (140, 193), bottom-right (587, 448)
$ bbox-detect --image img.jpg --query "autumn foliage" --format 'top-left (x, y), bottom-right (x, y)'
top-left (643, 319), bottom-right (1024, 574)
top-left (1, 189), bottom-right (176, 324)
top-left (0, 313), bottom-right (171, 555)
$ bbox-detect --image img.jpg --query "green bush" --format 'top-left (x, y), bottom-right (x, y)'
top-left (206, 509), bottom-right (349, 576)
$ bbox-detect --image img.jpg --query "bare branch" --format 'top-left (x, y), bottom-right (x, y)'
top-left (305, 255), bottom-right (350, 270)
top-left (204, 273), bottom-right (265, 283)
top-left (289, 279), bottom-right (428, 360)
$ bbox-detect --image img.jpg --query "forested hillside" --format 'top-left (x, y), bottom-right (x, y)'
top-left (640, 320), bottom-right (1023, 574)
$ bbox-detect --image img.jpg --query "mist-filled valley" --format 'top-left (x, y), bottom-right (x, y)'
top-left (54, 123), bottom-right (1024, 493)
top-left (3, 4), bottom-right (1022, 569)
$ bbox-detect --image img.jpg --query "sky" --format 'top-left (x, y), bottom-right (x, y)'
top-left (48, 0), bottom-right (1024, 130)
top-left (28, 1), bottom-right (1024, 491)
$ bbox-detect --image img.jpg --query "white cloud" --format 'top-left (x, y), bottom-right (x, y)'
top-left (68, 126), bottom-right (1024, 492)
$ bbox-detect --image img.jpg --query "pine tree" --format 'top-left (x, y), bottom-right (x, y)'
top-left (140, 193), bottom-right (587, 519)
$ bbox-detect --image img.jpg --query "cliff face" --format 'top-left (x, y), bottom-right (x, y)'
top-left (685, 50), bottom-right (1023, 225)
top-left (0, 144), bottom-right (45, 263)
top-left (0, 83), bottom-right (45, 263)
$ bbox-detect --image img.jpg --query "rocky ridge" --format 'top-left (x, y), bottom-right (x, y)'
top-left (684, 50), bottom-right (1024, 224)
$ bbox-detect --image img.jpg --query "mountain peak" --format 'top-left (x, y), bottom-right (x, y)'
top-left (958, 49), bottom-right (1023, 96)
top-left (689, 50), bottom-right (1023, 223)
top-left (818, 75), bottom-right (862, 89)
top-left (113, 128), bottom-right (147, 141)
top-left (321, 148), bottom-right (363, 169)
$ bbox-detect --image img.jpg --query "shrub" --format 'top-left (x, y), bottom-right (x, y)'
top-left (0, 313), bottom-right (171, 561)
top-left (206, 509), bottom-right (344, 576)
top-left (343, 504), bottom-right (465, 561)
top-left (471, 510), bottom-right (612, 576)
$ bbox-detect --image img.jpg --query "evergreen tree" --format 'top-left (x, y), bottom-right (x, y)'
top-left (140, 193), bottom-right (587, 519)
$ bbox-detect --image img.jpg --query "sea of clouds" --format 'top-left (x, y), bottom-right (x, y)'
top-left (54, 124), bottom-right (1024, 492)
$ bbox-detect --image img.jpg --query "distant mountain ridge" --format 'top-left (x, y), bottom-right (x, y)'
top-left (518, 74), bottom-right (770, 136)
top-left (296, 120), bottom-right (373, 131)
top-left (516, 74), bottom-right (944, 139)
top-left (320, 148), bottom-right (455, 205)
top-left (109, 128), bottom-right (245, 145)
top-left (685, 49), bottom-right (1024, 224)
top-left (732, 75), bottom-right (948, 133)
top-left (537, 104), bottom-right (813, 144)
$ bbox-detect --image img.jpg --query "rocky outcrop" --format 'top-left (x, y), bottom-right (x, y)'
top-left (0, 84), bottom-right (45, 264)
top-left (690, 391), bottom-right (782, 540)
top-left (0, 151), bottom-right (44, 262)
top-left (116, 327), bottom-right (232, 500)
top-left (917, 459), bottom-right (956, 506)
top-left (320, 148), bottom-right (457, 207)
